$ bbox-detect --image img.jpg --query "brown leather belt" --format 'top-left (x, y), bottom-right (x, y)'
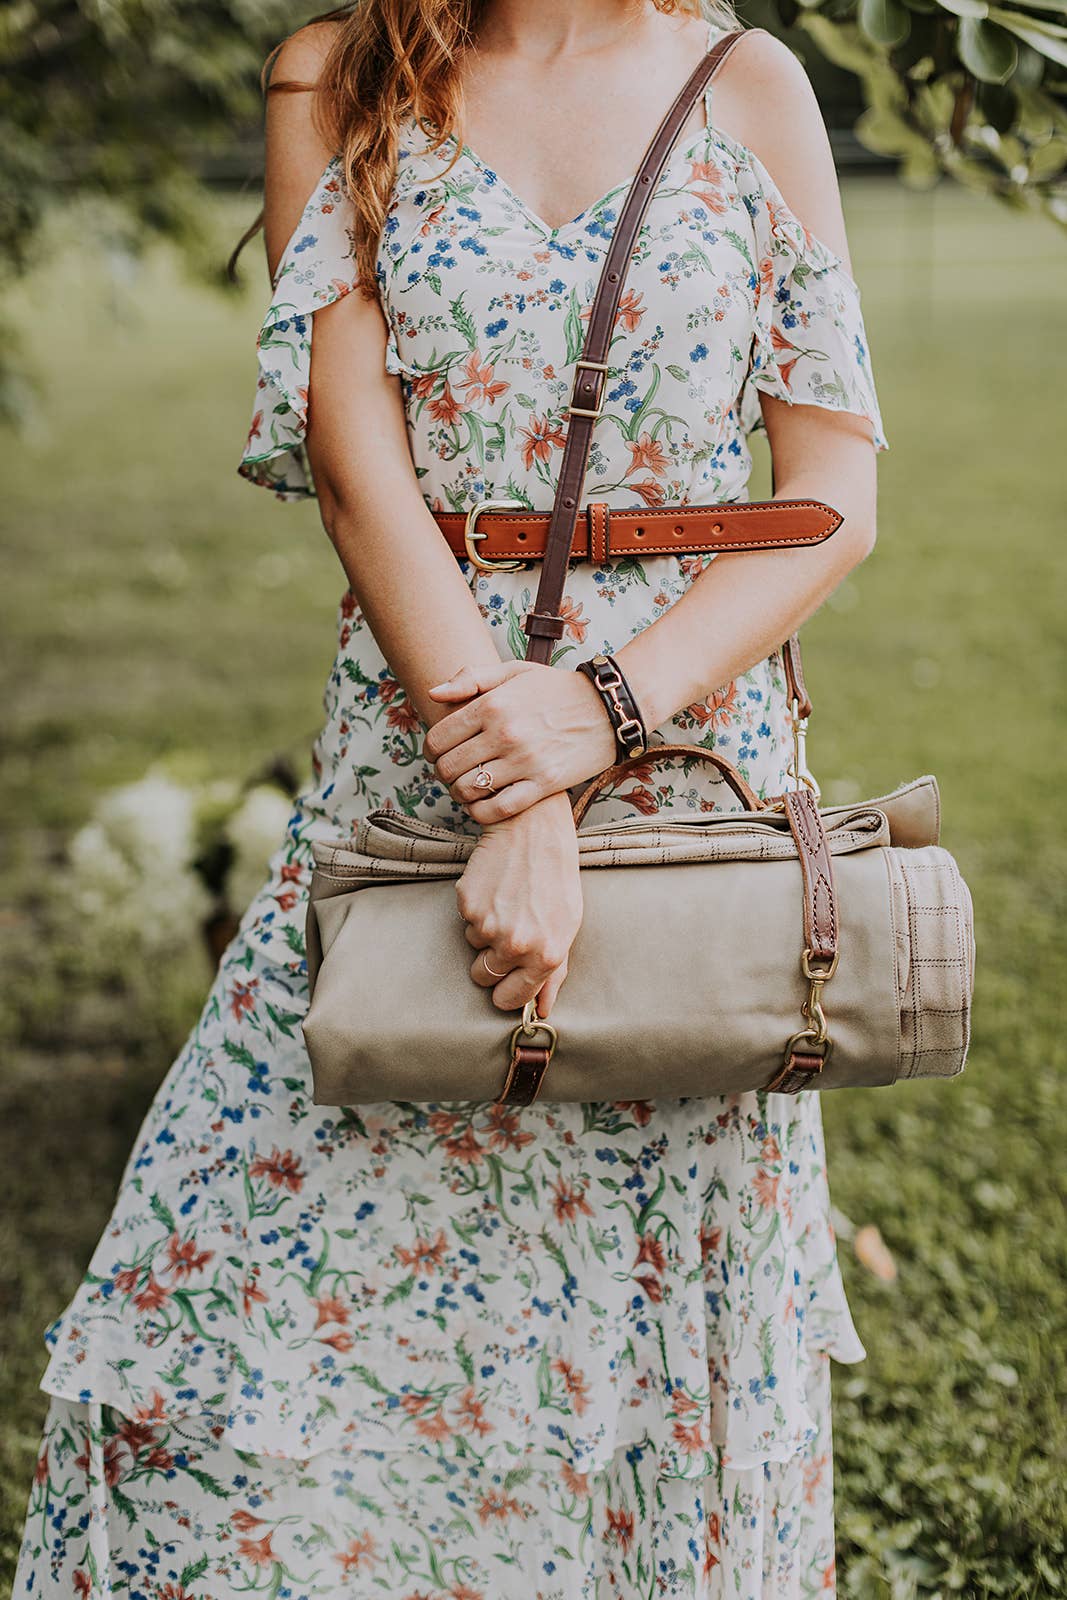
top-left (434, 498), bottom-right (843, 568)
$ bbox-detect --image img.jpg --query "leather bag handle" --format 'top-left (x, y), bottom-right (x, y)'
top-left (571, 742), bottom-right (763, 825)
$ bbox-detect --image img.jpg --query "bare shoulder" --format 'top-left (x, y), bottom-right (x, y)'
top-left (263, 20), bottom-right (345, 282)
top-left (715, 27), bottom-right (852, 267)
top-left (267, 18), bottom-right (342, 89)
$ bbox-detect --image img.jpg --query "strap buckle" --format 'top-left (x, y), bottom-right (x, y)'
top-left (463, 498), bottom-right (528, 572)
top-left (567, 357), bottom-right (610, 421)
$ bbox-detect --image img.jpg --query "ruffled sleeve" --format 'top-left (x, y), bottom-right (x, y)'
top-left (237, 157), bottom-right (407, 501)
top-left (734, 148), bottom-right (889, 453)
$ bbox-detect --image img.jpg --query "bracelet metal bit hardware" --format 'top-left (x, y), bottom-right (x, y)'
top-left (589, 654), bottom-right (647, 755)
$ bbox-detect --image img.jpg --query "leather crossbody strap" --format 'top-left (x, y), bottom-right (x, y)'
top-left (522, 27), bottom-right (747, 665)
top-left (515, 27), bottom-right (817, 725)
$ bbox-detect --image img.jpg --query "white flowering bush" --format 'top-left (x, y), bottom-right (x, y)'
top-left (67, 758), bottom-right (298, 960)
top-left (224, 783), bottom-right (296, 914)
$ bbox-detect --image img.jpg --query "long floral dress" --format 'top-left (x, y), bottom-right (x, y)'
top-left (14, 19), bottom-right (889, 1600)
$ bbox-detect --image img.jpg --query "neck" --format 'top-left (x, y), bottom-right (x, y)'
top-left (476, 0), bottom-right (653, 60)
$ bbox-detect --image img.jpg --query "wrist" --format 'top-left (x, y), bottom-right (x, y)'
top-left (610, 635), bottom-right (683, 735)
top-left (574, 652), bottom-right (650, 763)
top-left (484, 788), bottom-right (576, 834)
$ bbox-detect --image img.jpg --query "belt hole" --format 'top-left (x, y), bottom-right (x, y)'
top-left (673, 524), bottom-right (683, 536)
top-left (712, 522), bottom-right (724, 536)
top-left (517, 531), bottom-right (527, 540)
top-left (636, 526), bottom-right (644, 537)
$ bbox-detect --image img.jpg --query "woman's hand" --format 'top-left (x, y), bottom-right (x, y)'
top-left (457, 790), bottom-right (583, 1018)
top-left (424, 660), bottom-right (618, 824)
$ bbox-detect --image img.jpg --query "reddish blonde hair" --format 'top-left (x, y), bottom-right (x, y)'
top-left (231, 1), bottom-right (740, 296)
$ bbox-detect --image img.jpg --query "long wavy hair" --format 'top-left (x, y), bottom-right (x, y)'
top-left (230, 0), bottom-right (740, 297)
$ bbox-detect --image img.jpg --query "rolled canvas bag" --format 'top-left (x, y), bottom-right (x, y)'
top-left (302, 748), bottom-right (975, 1106)
top-left (300, 32), bottom-right (976, 1107)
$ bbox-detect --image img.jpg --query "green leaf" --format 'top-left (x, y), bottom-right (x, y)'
top-left (1028, 135), bottom-right (1067, 178)
top-left (563, 288), bottom-right (587, 367)
top-left (383, 1273), bottom-right (416, 1307)
top-left (223, 1038), bottom-right (257, 1071)
top-left (186, 1466), bottom-right (228, 1499)
top-left (797, 12), bottom-right (885, 74)
top-left (266, 1003), bottom-right (302, 1037)
top-left (456, 1335), bottom-right (475, 1383)
top-left (958, 16), bottom-right (1020, 80)
top-left (150, 1192), bottom-right (175, 1232)
top-left (987, 7), bottom-right (1067, 65)
top-left (859, 0), bottom-right (912, 47)
top-left (506, 603), bottom-right (529, 662)
top-left (110, 1484), bottom-right (139, 1527)
top-left (180, 1555), bottom-right (210, 1585)
top-left (938, 0), bottom-right (990, 18)
top-left (450, 293), bottom-right (477, 349)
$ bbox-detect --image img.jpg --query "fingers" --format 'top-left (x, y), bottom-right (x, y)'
top-left (467, 946), bottom-right (542, 1007)
top-left (423, 698), bottom-right (486, 762)
top-left (463, 923), bottom-right (568, 1012)
top-left (427, 663), bottom-right (504, 699)
top-left (469, 947), bottom-right (515, 990)
top-left (536, 959), bottom-right (569, 1018)
top-left (426, 660), bottom-right (526, 704)
top-left (464, 778), bottom-right (547, 826)
top-left (433, 730), bottom-right (499, 787)
top-left (422, 660), bottom-right (538, 761)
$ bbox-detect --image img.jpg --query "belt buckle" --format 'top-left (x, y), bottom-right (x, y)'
top-left (463, 498), bottom-right (528, 572)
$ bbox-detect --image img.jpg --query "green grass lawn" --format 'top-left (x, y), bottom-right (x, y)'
top-left (1, 180), bottom-right (1064, 1596)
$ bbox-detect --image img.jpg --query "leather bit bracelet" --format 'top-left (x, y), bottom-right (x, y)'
top-left (575, 652), bottom-right (649, 762)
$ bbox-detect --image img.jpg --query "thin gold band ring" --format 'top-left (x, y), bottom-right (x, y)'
top-left (481, 950), bottom-right (509, 980)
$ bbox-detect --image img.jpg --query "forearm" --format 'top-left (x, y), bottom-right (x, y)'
top-left (326, 489), bottom-right (501, 731)
top-left (613, 460), bottom-right (877, 732)
top-left (303, 354), bottom-right (501, 731)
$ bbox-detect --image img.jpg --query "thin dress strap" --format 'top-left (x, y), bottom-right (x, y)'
top-left (702, 19), bottom-right (735, 130)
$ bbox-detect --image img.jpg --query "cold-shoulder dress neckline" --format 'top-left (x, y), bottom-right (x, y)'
top-left (418, 18), bottom-right (747, 240)
top-left (238, 53), bottom-right (888, 504)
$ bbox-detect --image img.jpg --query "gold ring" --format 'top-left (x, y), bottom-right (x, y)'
top-left (472, 766), bottom-right (495, 792)
top-left (481, 950), bottom-right (508, 979)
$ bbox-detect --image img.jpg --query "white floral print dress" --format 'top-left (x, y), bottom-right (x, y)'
top-left (15, 20), bottom-right (888, 1600)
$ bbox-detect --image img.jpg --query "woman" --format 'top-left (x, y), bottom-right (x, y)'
top-left (15, 0), bottom-right (889, 1594)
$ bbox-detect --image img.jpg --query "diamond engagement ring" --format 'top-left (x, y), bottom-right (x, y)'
top-left (472, 766), bottom-right (495, 792)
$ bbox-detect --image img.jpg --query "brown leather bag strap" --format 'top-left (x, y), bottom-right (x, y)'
top-left (571, 742), bottom-right (763, 825)
top-left (782, 787), bottom-right (838, 965)
top-left (522, 27), bottom-right (748, 664)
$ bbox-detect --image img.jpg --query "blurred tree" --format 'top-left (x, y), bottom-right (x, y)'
top-left (0, 0), bottom-right (1063, 418)
top-left (769, 0), bottom-right (1067, 222)
top-left (0, 0), bottom-right (302, 418)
